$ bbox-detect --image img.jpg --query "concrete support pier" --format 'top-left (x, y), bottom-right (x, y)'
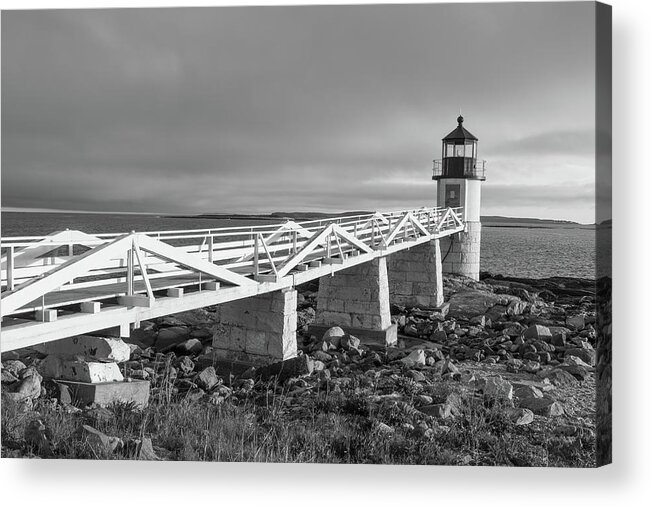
top-left (387, 238), bottom-right (444, 308)
top-left (309, 257), bottom-right (397, 346)
top-left (212, 288), bottom-right (298, 364)
top-left (439, 221), bottom-right (481, 281)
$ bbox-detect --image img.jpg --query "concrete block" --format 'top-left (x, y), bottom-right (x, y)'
top-left (34, 336), bottom-right (130, 363)
top-left (39, 356), bottom-right (124, 383)
top-left (58, 380), bottom-right (150, 409)
top-left (167, 288), bottom-right (184, 298)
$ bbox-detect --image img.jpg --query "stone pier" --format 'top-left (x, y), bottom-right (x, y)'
top-left (309, 257), bottom-right (397, 346)
top-left (212, 288), bottom-right (298, 364)
top-left (439, 221), bottom-right (481, 281)
top-left (387, 239), bottom-right (444, 309)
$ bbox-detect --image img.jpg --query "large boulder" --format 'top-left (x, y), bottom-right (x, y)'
top-left (447, 290), bottom-right (512, 320)
top-left (3, 369), bottom-right (42, 403)
top-left (155, 326), bottom-right (190, 349)
top-left (518, 397), bottom-right (565, 417)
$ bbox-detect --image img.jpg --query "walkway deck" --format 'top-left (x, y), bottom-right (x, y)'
top-left (1, 207), bottom-right (464, 352)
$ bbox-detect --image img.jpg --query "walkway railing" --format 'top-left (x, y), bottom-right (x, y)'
top-left (0, 206), bottom-right (464, 350)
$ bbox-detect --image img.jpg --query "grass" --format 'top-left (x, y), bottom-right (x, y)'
top-left (1, 372), bottom-right (595, 466)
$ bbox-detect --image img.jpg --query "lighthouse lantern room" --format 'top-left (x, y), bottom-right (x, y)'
top-left (433, 116), bottom-right (486, 280)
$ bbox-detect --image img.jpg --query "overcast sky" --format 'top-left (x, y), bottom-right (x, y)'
top-left (2, 3), bottom-right (599, 222)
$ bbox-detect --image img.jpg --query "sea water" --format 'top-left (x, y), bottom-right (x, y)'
top-left (1, 212), bottom-right (599, 280)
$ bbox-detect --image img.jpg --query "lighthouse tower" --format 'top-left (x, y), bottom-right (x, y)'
top-left (433, 115), bottom-right (486, 281)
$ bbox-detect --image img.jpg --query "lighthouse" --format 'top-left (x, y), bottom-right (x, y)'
top-left (433, 115), bottom-right (486, 281)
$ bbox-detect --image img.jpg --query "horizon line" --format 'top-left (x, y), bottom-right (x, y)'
top-left (1, 206), bottom-right (595, 225)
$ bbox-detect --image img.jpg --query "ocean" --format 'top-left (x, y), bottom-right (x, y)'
top-left (1, 211), bottom-right (599, 280)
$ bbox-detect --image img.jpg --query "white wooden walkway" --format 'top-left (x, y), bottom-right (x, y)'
top-left (1, 207), bottom-right (464, 352)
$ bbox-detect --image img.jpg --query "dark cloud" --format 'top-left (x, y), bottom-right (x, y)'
top-left (2, 3), bottom-right (597, 222)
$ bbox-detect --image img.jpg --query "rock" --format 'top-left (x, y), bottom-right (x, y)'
top-left (195, 366), bottom-right (220, 390)
top-left (1, 369), bottom-right (19, 384)
top-left (469, 315), bottom-right (486, 327)
top-left (403, 324), bottom-right (419, 337)
top-left (431, 359), bottom-right (447, 375)
top-left (506, 358), bottom-right (523, 372)
top-left (418, 393), bottom-right (462, 419)
top-left (416, 394), bottom-right (434, 405)
top-left (128, 325), bottom-right (157, 348)
top-left (409, 370), bottom-right (427, 382)
top-left (518, 397), bottom-right (564, 417)
top-left (54, 381), bottom-right (73, 404)
top-left (550, 333), bottom-right (567, 347)
top-left (34, 336), bottom-right (130, 363)
top-left (564, 347), bottom-right (596, 366)
top-left (128, 437), bottom-right (160, 460)
top-left (38, 356), bottom-right (124, 383)
top-left (430, 330), bottom-right (448, 342)
top-left (400, 349), bottom-right (426, 368)
top-left (2, 360), bottom-right (27, 377)
top-left (374, 422), bottom-right (395, 435)
top-left (557, 364), bottom-right (590, 381)
top-left (175, 356), bottom-right (195, 376)
top-left (566, 314), bottom-right (585, 330)
top-left (505, 407), bottom-right (535, 425)
top-left (481, 376), bottom-right (513, 401)
top-left (322, 327), bottom-right (345, 348)
top-left (564, 355), bottom-right (593, 368)
top-left (258, 355), bottom-right (314, 382)
top-left (502, 323), bottom-right (525, 337)
top-left (447, 290), bottom-right (509, 320)
top-left (156, 326), bottom-right (190, 349)
top-left (507, 300), bottom-right (528, 316)
top-left (513, 384), bottom-right (543, 399)
top-left (175, 338), bottom-right (203, 355)
top-left (80, 425), bottom-right (123, 454)
top-left (445, 360), bottom-right (460, 375)
top-left (523, 325), bottom-right (552, 341)
top-left (341, 334), bottom-right (361, 351)
top-left (3, 370), bottom-right (43, 403)
top-left (538, 368), bottom-right (578, 387)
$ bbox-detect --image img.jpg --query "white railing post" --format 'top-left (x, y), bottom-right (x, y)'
top-left (6, 246), bottom-right (15, 291)
top-left (126, 240), bottom-right (134, 296)
top-left (326, 231), bottom-right (332, 258)
top-left (253, 233), bottom-right (259, 277)
top-left (208, 234), bottom-right (214, 263)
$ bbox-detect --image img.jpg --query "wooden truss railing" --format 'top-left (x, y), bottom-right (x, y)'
top-left (0, 206), bottom-right (464, 337)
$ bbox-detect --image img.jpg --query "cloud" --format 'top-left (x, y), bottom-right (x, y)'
top-left (1, 4), bottom-right (598, 223)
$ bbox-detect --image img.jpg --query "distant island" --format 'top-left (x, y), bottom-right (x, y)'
top-left (168, 211), bottom-right (592, 229)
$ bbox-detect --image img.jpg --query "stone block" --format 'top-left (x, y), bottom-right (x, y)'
top-left (34, 336), bottom-right (130, 363)
top-left (39, 356), bottom-right (124, 383)
top-left (58, 379), bottom-right (150, 409)
top-left (245, 330), bottom-right (268, 355)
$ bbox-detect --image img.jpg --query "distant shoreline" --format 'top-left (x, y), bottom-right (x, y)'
top-left (2, 208), bottom-right (603, 228)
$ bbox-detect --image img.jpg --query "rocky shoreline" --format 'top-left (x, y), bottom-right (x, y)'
top-left (1, 273), bottom-right (604, 465)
